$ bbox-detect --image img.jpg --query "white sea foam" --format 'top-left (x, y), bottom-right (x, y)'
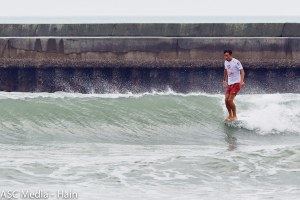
top-left (235, 94), bottom-right (300, 134)
top-left (0, 88), bottom-right (221, 99)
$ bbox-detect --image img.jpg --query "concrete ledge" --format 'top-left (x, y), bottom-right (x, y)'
top-left (0, 23), bottom-right (300, 37)
top-left (0, 23), bottom-right (299, 93)
top-left (1, 37), bottom-right (300, 68)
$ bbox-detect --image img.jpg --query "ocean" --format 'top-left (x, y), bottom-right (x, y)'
top-left (0, 90), bottom-right (299, 199)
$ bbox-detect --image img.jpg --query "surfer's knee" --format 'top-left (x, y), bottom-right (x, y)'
top-left (228, 95), bottom-right (235, 102)
top-left (225, 98), bottom-right (230, 104)
top-left (228, 98), bottom-right (235, 104)
top-left (225, 95), bottom-right (230, 102)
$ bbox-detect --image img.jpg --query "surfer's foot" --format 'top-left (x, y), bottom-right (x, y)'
top-left (225, 115), bottom-right (232, 121)
top-left (230, 116), bottom-right (238, 121)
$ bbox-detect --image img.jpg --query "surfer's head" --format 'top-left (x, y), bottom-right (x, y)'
top-left (224, 50), bottom-right (233, 61)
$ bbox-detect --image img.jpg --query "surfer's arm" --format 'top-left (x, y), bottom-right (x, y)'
top-left (223, 69), bottom-right (228, 86)
top-left (240, 69), bottom-right (245, 87)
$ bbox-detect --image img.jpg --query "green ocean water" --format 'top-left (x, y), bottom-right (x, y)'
top-left (0, 91), bottom-right (299, 200)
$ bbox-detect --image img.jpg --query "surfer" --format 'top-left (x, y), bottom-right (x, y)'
top-left (223, 50), bottom-right (245, 121)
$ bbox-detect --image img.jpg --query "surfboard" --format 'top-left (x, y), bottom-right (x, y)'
top-left (224, 119), bottom-right (243, 127)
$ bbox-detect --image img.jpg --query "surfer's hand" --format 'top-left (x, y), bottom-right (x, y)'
top-left (240, 81), bottom-right (245, 88)
top-left (223, 80), bottom-right (227, 87)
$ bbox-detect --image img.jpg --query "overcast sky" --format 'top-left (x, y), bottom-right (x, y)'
top-left (0, 0), bottom-right (299, 17)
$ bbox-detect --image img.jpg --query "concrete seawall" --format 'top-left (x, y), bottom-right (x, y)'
top-left (0, 23), bottom-right (300, 93)
top-left (1, 23), bottom-right (300, 37)
top-left (1, 37), bottom-right (300, 68)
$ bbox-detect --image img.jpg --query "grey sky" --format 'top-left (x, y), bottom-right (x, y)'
top-left (0, 0), bottom-right (299, 16)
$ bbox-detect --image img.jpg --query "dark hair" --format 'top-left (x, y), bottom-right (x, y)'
top-left (224, 50), bottom-right (232, 55)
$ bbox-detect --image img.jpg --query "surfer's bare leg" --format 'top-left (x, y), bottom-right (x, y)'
top-left (228, 95), bottom-right (237, 120)
top-left (225, 93), bottom-right (233, 120)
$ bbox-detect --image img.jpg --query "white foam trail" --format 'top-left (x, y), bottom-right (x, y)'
top-left (0, 88), bottom-right (222, 99)
top-left (235, 94), bottom-right (300, 134)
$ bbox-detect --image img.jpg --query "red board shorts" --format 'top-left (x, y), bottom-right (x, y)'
top-left (226, 83), bottom-right (241, 96)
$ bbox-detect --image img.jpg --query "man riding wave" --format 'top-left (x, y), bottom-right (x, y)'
top-left (223, 50), bottom-right (245, 121)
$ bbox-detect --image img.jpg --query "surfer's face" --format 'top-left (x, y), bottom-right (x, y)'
top-left (224, 53), bottom-right (232, 61)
